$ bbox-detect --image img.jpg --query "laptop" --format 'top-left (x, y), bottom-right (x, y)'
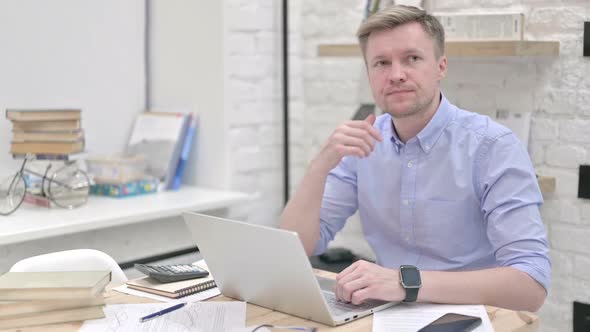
top-left (182, 212), bottom-right (396, 326)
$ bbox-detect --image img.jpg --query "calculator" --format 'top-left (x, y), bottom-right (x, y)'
top-left (134, 263), bottom-right (209, 283)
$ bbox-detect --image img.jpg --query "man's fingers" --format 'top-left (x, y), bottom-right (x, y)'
top-left (337, 270), bottom-right (362, 289)
top-left (333, 133), bottom-right (372, 156)
top-left (365, 113), bottom-right (376, 125)
top-left (334, 145), bottom-right (365, 158)
top-left (351, 287), bottom-right (371, 305)
top-left (339, 277), bottom-right (369, 303)
top-left (336, 260), bottom-right (361, 282)
top-left (340, 127), bottom-right (377, 151)
top-left (346, 120), bottom-right (384, 142)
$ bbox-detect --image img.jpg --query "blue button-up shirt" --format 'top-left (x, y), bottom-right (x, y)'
top-left (314, 93), bottom-right (551, 291)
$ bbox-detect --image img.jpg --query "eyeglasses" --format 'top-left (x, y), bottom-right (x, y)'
top-left (0, 157), bottom-right (90, 216)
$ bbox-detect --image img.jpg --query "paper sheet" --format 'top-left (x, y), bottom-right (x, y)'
top-left (373, 303), bottom-right (493, 332)
top-left (113, 284), bottom-right (221, 303)
top-left (80, 301), bottom-right (246, 332)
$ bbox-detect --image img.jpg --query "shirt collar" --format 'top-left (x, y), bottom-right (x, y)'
top-left (416, 92), bottom-right (453, 154)
top-left (386, 116), bottom-right (403, 153)
top-left (386, 92), bottom-right (454, 154)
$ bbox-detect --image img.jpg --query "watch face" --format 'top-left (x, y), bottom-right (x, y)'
top-left (400, 266), bottom-right (421, 287)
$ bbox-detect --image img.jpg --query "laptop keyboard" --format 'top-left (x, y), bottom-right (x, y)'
top-left (315, 276), bottom-right (389, 316)
top-left (322, 291), bottom-right (378, 316)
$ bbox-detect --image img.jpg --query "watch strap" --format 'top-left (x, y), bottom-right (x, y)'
top-left (403, 287), bottom-right (419, 302)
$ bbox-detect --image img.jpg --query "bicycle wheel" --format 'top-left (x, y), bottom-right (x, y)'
top-left (47, 163), bottom-right (90, 209)
top-left (0, 172), bottom-right (26, 216)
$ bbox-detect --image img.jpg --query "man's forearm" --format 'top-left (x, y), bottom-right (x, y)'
top-left (279, 160), bottom-right (332, 256)
top-left (419, 267), bottom-right (547, 312)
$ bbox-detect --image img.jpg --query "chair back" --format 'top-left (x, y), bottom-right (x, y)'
top-left (10, 249), bottom-right (128, 286)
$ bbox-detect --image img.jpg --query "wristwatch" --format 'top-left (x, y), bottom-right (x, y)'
top-left (399, 265), bottom-right (421, 302)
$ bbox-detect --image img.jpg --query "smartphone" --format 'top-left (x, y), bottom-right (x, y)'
top-left (418, 313), bottom-right (482, 332)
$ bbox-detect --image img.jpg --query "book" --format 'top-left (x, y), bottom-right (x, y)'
top-left (434, 12), bottom-right (523, 41)
top-left (12, 152), bottom-right (88, 161)
top-left (0, 295), bottom-right (105, 318)
top-left (23, 193), bottom-right (52, 208)
top-left (126, 111), bottom-right (190, 188)
top-left (12, 130), bottom-right (84, 142)
top-left (10, 140), bottom-right (84, 155)
top-left (5, 109), bottom-right (81, 122)
top-left (126, 275), bottom-right (216, 299)
top-left (0, 271), bottom-right (111, 301)
top-left (11, 120), bottom-right (81, 132)
top-left (0, 305), bottom-right (104, 329)
top-left (170, 113), bottom-right (198, 190)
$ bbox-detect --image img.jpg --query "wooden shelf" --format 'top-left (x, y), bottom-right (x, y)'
top-left (318, 41), bottom-right (560, 57)
top-left (0, 186), bottom-right (251, 246)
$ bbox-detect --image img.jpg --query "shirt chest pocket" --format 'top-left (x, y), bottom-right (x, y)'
top-left (413, 199), bottom-right (482, 261)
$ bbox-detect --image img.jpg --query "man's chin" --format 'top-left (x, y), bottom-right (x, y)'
top-left (384, 106), bottom-right (416, 118)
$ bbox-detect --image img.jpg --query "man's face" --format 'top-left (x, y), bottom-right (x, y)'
top-left (365, 22), bottom-right (447, 119)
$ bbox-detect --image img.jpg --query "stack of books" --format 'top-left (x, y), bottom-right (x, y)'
top-left (5, 109), bottom-right (85, 157)
top-left (0, 270), bottom-right (111, 329)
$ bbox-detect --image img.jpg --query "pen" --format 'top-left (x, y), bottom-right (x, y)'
top-left (139, 302), bottom-right (187, 323)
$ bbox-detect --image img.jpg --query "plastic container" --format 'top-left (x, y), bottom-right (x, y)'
top-left (86, 154), bottom-right (147, 184)
top-left (90, 177), bottom-right (159, 198)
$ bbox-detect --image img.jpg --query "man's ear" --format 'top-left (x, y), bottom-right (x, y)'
top-left (437, 55), bottom-right (448, 80)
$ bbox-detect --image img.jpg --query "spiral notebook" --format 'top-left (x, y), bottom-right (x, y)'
top-left (126, 263), bottom-right (216, 299)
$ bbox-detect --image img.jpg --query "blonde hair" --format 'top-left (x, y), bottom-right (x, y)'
top-left (357, 5), bottom-right (445, 58)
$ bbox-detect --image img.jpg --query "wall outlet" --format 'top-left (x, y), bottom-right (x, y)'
top-left (574, 301), bottom-right (590, 332)
top-left (579, 165), bottom-right (590, 199)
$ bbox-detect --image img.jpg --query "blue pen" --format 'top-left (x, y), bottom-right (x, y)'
top-left (139, 302), bottom-right (187, 323)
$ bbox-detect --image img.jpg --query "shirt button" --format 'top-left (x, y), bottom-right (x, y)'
top-left (405, 236), bottom-right (410, 241)
top-left (407, 161), bottom-right (413, 168)
top-left (402, 200), bottom-right (409, 206)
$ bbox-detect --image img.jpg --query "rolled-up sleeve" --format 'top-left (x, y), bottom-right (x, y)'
top-left (313, 156), bottom-right (359, 256)
top-left (477, 132), bottom-right (551, 291)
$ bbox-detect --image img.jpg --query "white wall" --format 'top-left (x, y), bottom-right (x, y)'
top-left (224, 0), bottom-right (287, 225)
top-left (148, 0), bottom-right (228, 190)
top-left (148, 0), bottom-right (288, 226)
top-left (300, 1), bottom-right (590, 331)
top-left (0, 0), bottom-right (145, 176)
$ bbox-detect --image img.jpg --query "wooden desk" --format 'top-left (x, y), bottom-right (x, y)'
top-left (1, 270), bottom-right (539, 332)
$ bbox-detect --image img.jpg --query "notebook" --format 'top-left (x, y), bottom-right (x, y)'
top-left (0, 305), bottom-right (105, 329)
top-left (126, 275), bottom-right (216, 299)
top-left (126, 261), bottom-right (215, 299)
top-left (0, 271), bottom-right (111, 301)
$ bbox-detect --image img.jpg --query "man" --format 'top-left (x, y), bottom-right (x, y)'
top-left (280, 5), bottom-right (550, 312)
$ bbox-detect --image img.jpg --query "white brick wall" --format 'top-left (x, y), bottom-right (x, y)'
top-left (300, 0), bottom-right (590, 330)
top-left (225, 0), bottom-right (307, 225)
